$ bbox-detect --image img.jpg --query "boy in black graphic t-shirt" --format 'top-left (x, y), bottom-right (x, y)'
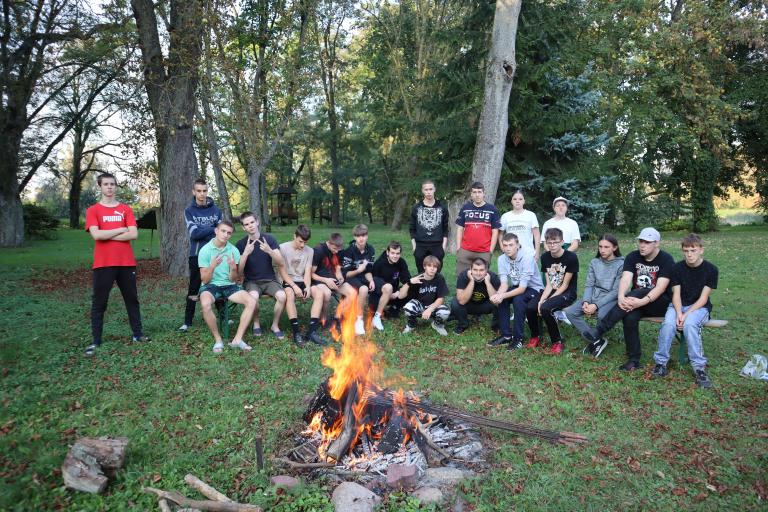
top-left (450, 258), bottom-right (501, 335)
top-left (525, 228), bottom-right (578, 354)
top-left (403, 256), bottom-right (450, 336)
top-left (652, 234), bottom-right (719, 388)
top-left (585, 227), bottom-right (674, 371)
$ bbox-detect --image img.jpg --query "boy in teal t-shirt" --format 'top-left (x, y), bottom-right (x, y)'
top-left (197, 221), bottom-right (257, 353)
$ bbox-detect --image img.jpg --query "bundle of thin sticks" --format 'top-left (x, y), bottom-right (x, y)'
top-left (363, 390), bottom-right (588, 446)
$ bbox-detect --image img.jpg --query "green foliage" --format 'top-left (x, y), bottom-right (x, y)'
top-left (22, 203), bottom-right (60, 239)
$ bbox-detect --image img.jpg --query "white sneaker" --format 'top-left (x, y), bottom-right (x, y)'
top-left (372, 314), bottom-right (384, 331)
top-left (229, 340), bottom-right (252, 351)
top-left (212, 341), bottom-right (224, 353)
top-left (431, 321), bottom-right (447, 336)
top-left (403, 324), bottom-right (414, 334)
top-left (178, 324), bottom-right (189, 332)
top-left (354, 318), bottom-right (365, 335)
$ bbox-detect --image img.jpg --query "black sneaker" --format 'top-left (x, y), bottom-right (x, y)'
top-left (583, 328), bottom-right (600, 343)
top-left (618, 360), bottom-right (640, 371)
top-left (487, 335), bottom-right (511, 347)
top-left (695, 369), bottom-right (713, 389)
top-left (507, 339), bottom-right (524, 351)
top-left (84, 342), bottom-right (100, 357)
top-left (293, 332), bottom-right (306, 347)
top-left (454, 324), bottom-right (467, 335)
top-left (652, 363), bottom-right (668, 378)
top-left (132, 335), bottom-right (151, 342)
top-left (308, 332), bottom-right (329, 346)
top-left (582, 343), bottom-right (596, 356)
top-left (592, 338), bottom-right (608, 358)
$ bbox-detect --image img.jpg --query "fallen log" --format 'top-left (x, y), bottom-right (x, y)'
top-left (62, 452), bottom-right (108, 494)
top-left (158, 499), bottom-right (173, 512)
top-left (142, 487), bottom-right (262, 512)
top-left (62, 437), bottom-right (129, 493)
top-left (184, 474), bottom-right (232, 502)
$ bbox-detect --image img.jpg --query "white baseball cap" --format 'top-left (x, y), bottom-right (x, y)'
top-left (637, 227), bottom-right (661, 242)
top-left (552, 196), bottom-right (569, 207)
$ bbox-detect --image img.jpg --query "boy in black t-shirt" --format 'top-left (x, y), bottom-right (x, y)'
top-left (585, 227), bottom-right (674, 371)
top-left (307, 233), bottom-right (345, 345)
top-left (340, 224), bottom-right (377, 336)
top-left (450, 258), bottom-right (502, 335)
top-left (525, 228), bottom-right (579, 354)
top-left (370, 241), bottom-right (411, 331)
top-left (652, 234), bottom-right (719, 388)
top-left (402, 256), bottom-right (450, 335)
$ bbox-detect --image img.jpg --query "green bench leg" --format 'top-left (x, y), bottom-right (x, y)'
top-left (216, 300), bottom-right (232, 341)
top-left (676, 331), bottom-right (688, 366)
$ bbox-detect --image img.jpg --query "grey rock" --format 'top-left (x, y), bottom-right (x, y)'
top-left (270, 475), bottom-right (300, 489)
top-left (411, 486), bottom-right (444, 504)
top-left (386, 463), bottom-right (418, 489)
top-left (422, 467), bottom-right (472, 488)
top-left (331, 481), bottom-right (381, 512)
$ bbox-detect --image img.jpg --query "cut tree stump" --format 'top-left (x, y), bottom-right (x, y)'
top-left (62, 437), bottom-right (129, 493)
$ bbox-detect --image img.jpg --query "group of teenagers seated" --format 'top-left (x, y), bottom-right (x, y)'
top-left (180, 179), bottom-right (719, 389)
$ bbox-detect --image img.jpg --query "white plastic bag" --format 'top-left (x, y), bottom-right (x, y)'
top-left (740, 354), bottom-right (768, 381)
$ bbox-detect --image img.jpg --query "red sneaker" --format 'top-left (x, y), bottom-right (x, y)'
top-left (526, 337), bottom-right (540, 349)
top-left (549, 341), bottom-right (564, 355)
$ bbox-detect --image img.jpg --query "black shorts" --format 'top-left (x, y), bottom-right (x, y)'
top-left (283, 281), bottom-right (307, 291)
top-left (345, 276), bottom-right (371, 290)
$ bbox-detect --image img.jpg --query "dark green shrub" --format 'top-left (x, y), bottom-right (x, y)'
top-left (23, 204), bottom-right (60, 239)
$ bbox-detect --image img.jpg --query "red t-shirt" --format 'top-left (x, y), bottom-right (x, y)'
top-left (85, 202), bottom-right (137, 269)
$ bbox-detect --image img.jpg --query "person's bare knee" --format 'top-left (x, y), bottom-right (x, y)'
top-left (275, 290), bottom-right (287, 305)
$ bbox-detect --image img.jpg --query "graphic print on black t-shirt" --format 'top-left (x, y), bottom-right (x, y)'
top-left (413, 274), bottom-right (448, 306)
top-left (456, 271), bottom-right (500, 304)
top-left (312, 243), bottom-right (340, 278)
top-left (623, 250), bottom-right (674, 294)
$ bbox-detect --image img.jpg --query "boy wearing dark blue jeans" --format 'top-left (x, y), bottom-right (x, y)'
top-left (652, 234), bottom-right (718, 388)
top-left (488, 233), bottom-right (544, 350)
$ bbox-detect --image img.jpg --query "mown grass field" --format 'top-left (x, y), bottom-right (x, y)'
top-left (1, 224), bottom-right (766, 511)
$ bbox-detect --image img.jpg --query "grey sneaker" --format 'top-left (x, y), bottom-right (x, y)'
top-left (652, 363), bottom-right (668, 378)
top-left (695, 369), bottom-right (713, 389)
top-left (178, 324), bottom-right (189, 332)
top-left (403, 323), bottom-right (415, 334)
top-left (431, 321), bottom-right (447, 336)
top-left (132, 335), bottom-right (151, 342)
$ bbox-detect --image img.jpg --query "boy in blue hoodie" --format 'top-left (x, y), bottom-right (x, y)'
top-left (180, 179), bottom-right (222, 331)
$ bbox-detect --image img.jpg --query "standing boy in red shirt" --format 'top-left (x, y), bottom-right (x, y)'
top-left (84, 173), bottom-right (149, 356)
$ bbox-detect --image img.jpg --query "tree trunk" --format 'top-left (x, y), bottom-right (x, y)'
top-left (469, 0), bottom-right (522, 205)
top-left (132, 0), bottom-right (204, 277)
top-left (200, 94), bottom-right (232, 221)
top-left (445, 195), bottom-right (465, 254)
top-left (389, 191), bottom-right (410, 230)
top-left (0, 136), bottom-right (24, 246)
top-left (69, 179), bottom-right (82, 229)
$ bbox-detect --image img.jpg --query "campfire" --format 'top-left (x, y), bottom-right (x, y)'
top-left (278, 293), bottom-right (586, 478)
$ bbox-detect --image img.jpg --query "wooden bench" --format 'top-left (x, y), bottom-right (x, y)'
top-left (641, 317), bottom-right (728, 365)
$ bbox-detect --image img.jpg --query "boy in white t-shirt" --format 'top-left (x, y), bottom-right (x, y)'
top-left (499, 189), bottom-right (540, 258)
top-left (540, 196), bottom-right (581, 252)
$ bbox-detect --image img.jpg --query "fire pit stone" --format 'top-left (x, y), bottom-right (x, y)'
top-left (331, 481), bottom-right (381, 512)
top-left (385, 463), bottom-right (419, 489)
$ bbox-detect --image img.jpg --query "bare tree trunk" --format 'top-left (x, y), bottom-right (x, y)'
top-left (132, 0), bottom-right (204, 276)
top-left (445, 195), bottom-right (465, 254)
top-left (199, 42), bottom-right (233, 221)
top-left (469, 0), bottom-right (522, 205)
top-left (389, 191), bottom-right (410, 230)
top-left (0, 136), bottom-right (24, 246)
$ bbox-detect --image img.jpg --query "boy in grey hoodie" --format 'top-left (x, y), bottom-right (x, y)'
top-left (565, 234), bottom-right (624, 356)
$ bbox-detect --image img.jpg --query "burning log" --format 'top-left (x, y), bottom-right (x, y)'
top-left (409, 425), bottom-right (446, 467)
top-left (377, 410), bottom-right (406, 454)
top-left (412, 418), bottom-right (451, 463)
top-left (303, 379), bottom-right (341, 427)
top-left (325, 384), bottom-right (360, 461)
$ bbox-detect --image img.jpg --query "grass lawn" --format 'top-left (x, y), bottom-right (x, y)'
top-left (1, 224), bottom-right (767, 511)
